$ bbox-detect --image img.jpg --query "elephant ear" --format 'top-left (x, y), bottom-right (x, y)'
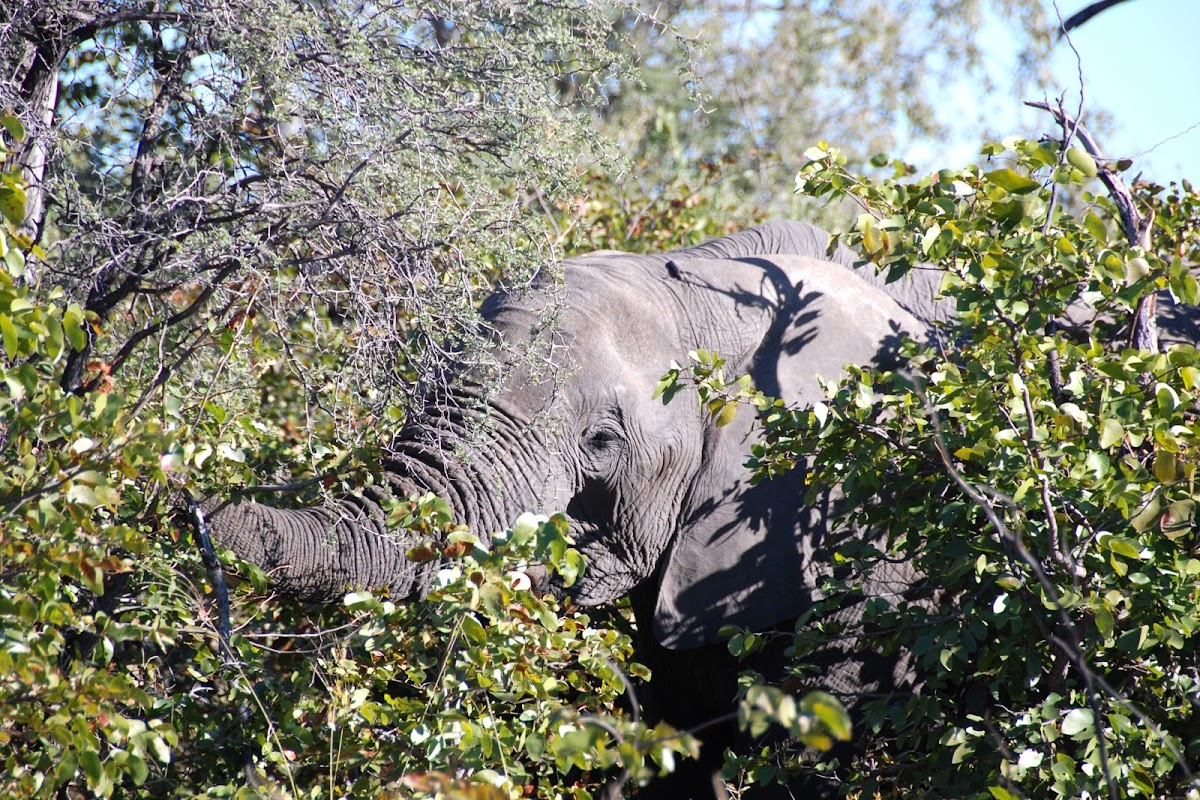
top-left (653, 255), bottom-right (922, 650)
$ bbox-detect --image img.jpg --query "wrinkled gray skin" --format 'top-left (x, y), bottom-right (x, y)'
top-left (209, 220), bottom-right (925, 624)
top-left (204, 220), bottom-right (1198, 797)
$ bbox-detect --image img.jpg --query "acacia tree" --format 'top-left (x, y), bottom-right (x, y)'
top-left (3, 0), bottom-right (628, 439)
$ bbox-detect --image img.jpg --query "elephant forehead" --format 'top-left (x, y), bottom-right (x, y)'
top-left (487, 266), bottom-right (684, 376)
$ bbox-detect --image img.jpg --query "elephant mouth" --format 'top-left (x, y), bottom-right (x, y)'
top-left (546, 518), bottom-right (643, 607)
top-left (522, 562), bottom-right (551, 594)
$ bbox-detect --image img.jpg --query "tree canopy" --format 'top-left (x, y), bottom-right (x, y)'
top-left (5, 0), bottom-right (630, 439)
top-left (590, 0), bottom-right (1055, 215)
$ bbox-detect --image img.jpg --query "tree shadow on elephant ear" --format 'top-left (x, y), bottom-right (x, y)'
top-left (636, 320), bottom-right (930, 796)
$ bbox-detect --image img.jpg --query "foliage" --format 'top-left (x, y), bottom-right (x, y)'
top-left (593, 0), bottom-right (1055, 215)
top-left (178, 510), bottom-right (682, 800)
top-left (554, 163), bottom-right (768, 256)
top-left (10, 2), bottom-right (1182, 797)
top-left (0, 127), bottom-right (677, 792)
top-left (0, 127), bottom-right (181, 795)
top-left (4, 0), bottom-right (630, 444)
top-left (2, 3), bottom-right (878, 795)
top-left (0, 356), bottom-right (662, 800)
top-left (670, 139), bottom-right (1200, 796)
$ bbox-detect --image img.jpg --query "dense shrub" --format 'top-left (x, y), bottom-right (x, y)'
top-left (674, 137), bottom-right (1200, 797)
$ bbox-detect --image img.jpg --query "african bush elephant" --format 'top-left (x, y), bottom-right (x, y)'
top-left (205, 220), bottom-right (940, 797)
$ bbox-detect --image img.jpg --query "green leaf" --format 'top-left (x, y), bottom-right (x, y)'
top-left (1171, 272), bottom-right (1200, 305)
top-left (1124, 257), bottom-right (1150, 286)
top-left (1131, 493), bottom-right (1163, 532)
top-left (1060, 708), bottom-right (1093, 736)
top-left (921, 223), bottom-right (941, 254)
top-left (1065, 146), bottom-right (1098, 178)
top-left (149, 734), bottom-right (171, 764)
top-left (1156, 383), bottom-right (1179, 412)
top-left (343, 591), bottom-right (378, 611)
top-left (985, 168), bottom-right (1040, 194)
top-left (1116, 626), bottom-right (1149, 652)
top-left (64, 305), bottom-right (87, 351)
top-left (128, 754), bottom-right (149, 785)
top-left (1084, 211), bottom-right (1108, 242)
top-left (3, 246), bottom-right (23, 277)
top-left (1105, 536), bottom-right (1143, 560)
top-left (460, 613), bottom-right (486, 643)
top-left (0, 184), bottom-right (25, 226)
top-left (560, 548), bottom-right (585, 587)
top-left (0, 114), bottom-right (25, 142)
top-left (1099, 418), bottom-right (1123, 448)
top-left (81, 749), bottom-right (104, 786)
top-left (1162, 499), bottom-right (1194, 539)
top-left (0, 313), bottom-right (16, 359)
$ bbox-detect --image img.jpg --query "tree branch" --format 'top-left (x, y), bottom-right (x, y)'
top-left (1026, 100), bottom-right (1158, 352)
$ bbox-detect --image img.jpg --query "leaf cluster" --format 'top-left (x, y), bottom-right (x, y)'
top-left (741, 141), bottom-right (1200, 797)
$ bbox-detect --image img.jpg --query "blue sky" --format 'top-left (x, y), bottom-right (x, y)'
top-left (1044, 0), bottom-right (1200, 183)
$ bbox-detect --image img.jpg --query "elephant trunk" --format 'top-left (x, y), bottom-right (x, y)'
top-left (204, 390), bottom-right (556, 602)
top-left (203, 489), bottom-right (425, 602)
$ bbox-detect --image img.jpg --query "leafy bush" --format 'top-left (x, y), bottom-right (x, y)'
top-left (3, 120), bottom-right (658, 797)
top-left (676, 138), bottom-right (1200, 797)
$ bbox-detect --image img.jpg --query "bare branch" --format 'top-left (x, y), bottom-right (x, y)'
top-left (1026, 100), bottom-right (1159, 352)
top-left (1059, 0), bottom-right (1134, 36)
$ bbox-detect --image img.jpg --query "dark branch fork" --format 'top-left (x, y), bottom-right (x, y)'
top-left (1026, 100), bottom-right (1158, 353)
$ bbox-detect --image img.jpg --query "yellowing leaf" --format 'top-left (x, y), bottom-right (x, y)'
top-left (985, 168), bottom-right (1040, 195)
top-left (0, 313), bottom-right (15, 359)
top-left (861, 218), bottom-right (881, 253)
top-left (1099, 418), bottom-right (1123, 448)
top-left (406, 544), bottom-right (437, 562)
top-left (714, 401), bottom-right (737, 427)
top-left (1154, 450), bottom-right (1177, 484)
top-left (1065, 146), bottom-right (1098, 178)
top-left (0, 184), bottom-right (25, 226)
top-left (799, 732), bottom-right (834, 751)
top-left (800, 690), bottom-right (852, 742)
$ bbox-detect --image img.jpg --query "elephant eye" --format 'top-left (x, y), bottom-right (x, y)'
top-left (583, 425), bottom-right (622, 453)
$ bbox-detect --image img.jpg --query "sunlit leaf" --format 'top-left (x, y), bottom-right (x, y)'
top-left (985, 168), bottom-right (1040, 194)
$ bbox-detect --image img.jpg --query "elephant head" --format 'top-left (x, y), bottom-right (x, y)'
top-left (205, 220), bottom-right (926, 651)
